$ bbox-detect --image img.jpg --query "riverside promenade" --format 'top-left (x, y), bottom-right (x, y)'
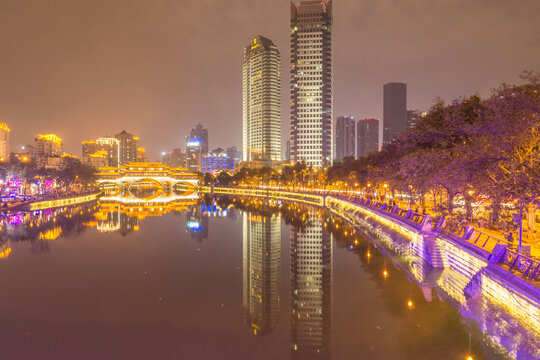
top-left (1, 192), bottom-right (101, 212)
top-left (202, 186), bottom-right (540, 337)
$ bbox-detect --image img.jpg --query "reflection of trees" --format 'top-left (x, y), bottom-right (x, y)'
top-left (1, 203), bottom-right (96, 254)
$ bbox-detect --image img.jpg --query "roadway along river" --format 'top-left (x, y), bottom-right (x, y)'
top-left (0, 197), bottom-right (533, 359)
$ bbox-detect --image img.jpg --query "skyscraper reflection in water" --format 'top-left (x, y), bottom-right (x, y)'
top-left (242, 213), bottom-right (281, 336)
top-left (290, 213), bottom-right (332, 359)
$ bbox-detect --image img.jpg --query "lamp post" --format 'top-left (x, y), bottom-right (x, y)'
top-left (383, 183), bottom-right (388, 202)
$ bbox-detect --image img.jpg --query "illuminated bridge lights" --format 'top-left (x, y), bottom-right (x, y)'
top-left (97, 162), bottom-right (198, 201)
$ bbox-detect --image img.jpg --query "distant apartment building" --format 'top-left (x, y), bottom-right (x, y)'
top-left (357, 118), bottom-right (380, 157)
top-left (96, 137), bottom-right (120, 167)
top-left (290, 1), bottom-right (333, 167)
top-left (34, 134), bottom-right (62, 166)
top-left (185, 136), bottom-right (203, 173)
top-left (190, 124), bottom-right (209, 155)
top-left (0, 123), bottom-right (10, 162)
top-left (115, 130), bottom-right (139, 165)
top-left (242, 36), bottom-right (281, 164)
top-left (407, 109), bottom-right (418, 129)
top-left (383, 82), bottom-right (407, 145)
top-left (335, 116), bottom-right (355, 161)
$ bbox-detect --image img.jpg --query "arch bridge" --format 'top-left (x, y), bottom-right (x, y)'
top-left (96, 162), bottom-right (198, 201)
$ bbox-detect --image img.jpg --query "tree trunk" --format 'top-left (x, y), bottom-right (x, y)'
top-left (526, 202), bottom-right (537, 241)
top-left (447, 191), bottom-right (455, 215)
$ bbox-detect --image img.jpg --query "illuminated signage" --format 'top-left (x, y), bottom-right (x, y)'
top-left (187, 138), bottom-right (202, 147)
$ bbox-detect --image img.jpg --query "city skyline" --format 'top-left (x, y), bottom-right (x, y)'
top-left (1, 0), bottom-right (538, 158)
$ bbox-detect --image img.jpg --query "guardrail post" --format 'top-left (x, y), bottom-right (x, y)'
top-left (463, 226), bottom-right (475, 240)
top-left (405, 210), bottom-right (412, 219)
top-left (435, 216), bottom-right (446, 229)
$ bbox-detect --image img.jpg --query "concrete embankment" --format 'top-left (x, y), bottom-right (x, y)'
top-left (3, 192), bottom-right (101, 212)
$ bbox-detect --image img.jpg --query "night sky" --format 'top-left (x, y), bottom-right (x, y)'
top-left (1, 0), bottom-right (538, 159)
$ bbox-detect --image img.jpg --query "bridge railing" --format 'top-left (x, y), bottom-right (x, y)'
top-left (495, 248), bottom-right (540, 282)
top-left (331, 193), bottom-right (429, 231)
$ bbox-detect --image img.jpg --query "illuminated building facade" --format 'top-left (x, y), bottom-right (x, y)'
top-left (137, 147), bottom-right (147, 162)
top-left (383, 82), bottom-right (407, 145)
top-left (96, 137), bottom-right (120, 167)
top-left (190, 124), bottom-right (209, 154)
top-left (0, 123), bottom-right (10, 161)
top-left (201, 152), bottom-right (232, 173)
top-left (290, 214), bottom-right (332, 359)
top-left (290, 1), bottom-right (333, 168)
top-left (185, 137), bottom-right (203, 173)
top-left (243, 213), bottom-right (281, 336)
top-left (407, 109), bottom-right (417, 129)
top-left (335, 116), bottom-right (355, 160)
top-left (242, 36), bottom-right (281, 163)
top-left (115, 130), bottom-right (139, 165)
top-left (356, 117), bottom-right (379, 157)
top-left (34, 134), bottom-right (62, 166)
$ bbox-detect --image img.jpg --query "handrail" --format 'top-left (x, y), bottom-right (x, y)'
top-left (497, 248), bottom-right (540, 282)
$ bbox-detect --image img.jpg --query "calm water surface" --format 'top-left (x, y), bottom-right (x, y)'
top-left (0, 198), bottom-right (511, 360)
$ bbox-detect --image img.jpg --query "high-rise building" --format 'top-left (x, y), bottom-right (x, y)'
top-left (190, 124), bottom-right (209, 155)
top-left (0, 123), bottom-right (11, 162)
top-left (357, 118), bottom-right (380, 157)
top-left (115, 130), bottom-right (139, 165)
top-left (290, 1), bottom-right (333, 168)
top-left (34, 134), bottom-right (62, 166)
top-left (335, 116), bottom-right (355, 161)
top-left (226, 146), bottom-right (242, 169)
top-left (243, 213), bottom-right (281, 336)
top-left (290, 214), bottom-right (332, 359)
top-left (96, 137), bottom-right (120, 167)
top-left (407, 109), bottom-right (417, 129)
top-left (81, 141), bottom-right (97, 157)
top-left (185, 136), bottom-right (203, 172)
top-left (137, 147), bottom-right (147, 162)
top-left (383, 82), bottom-right (407, 145)
top-left (242, 36), bottom-right (281, 163)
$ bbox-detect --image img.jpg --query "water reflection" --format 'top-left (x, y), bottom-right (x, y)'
top-left (242, 212), bottom-right (281, 336)
top-left (290, 212), bottom-right (332, 359)
top-left (0, 197), bottom-right (535, 359)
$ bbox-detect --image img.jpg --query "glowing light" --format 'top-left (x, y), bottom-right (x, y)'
top-left (0, 123), bottom-right (10, 131)
top-left (37, 134), bottom-right (62, 146)
top-left (383, 270), bottom-right (388, 278)
top-left (407, 300), bottom-right (413, 309)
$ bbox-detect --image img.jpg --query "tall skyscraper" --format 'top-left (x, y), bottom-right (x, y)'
top-left (383, 82), bottom-right (407, 145)
top-left (243, 213), bottom-right (281, 336)
top-left (115, 130), bottom-right (139, 165)
top-left (357, 118), bottom-right (380, 157)
top-left (0, 123), bottom-right (11, 162)
top-left (335, 116), bottom-right (355, 161)
top-left (290, 1), bottom-right (333, 168)
top-left (190, 124), bottom-right (209, 155)
top-left (290, 213), bottom-right (332, 359)
top-left (242, 36), bottom-right (281, 163)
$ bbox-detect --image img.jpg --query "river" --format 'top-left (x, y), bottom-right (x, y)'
top-left (0, 196), bottom-right (525, 359)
